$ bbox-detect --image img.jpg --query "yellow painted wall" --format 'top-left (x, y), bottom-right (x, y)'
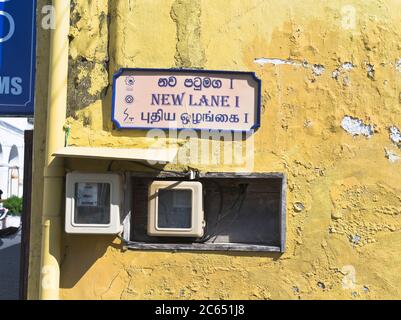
top-left (29, 0), bottom-right (401, 299)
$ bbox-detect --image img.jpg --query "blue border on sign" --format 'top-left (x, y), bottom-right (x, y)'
top-left (0, 0), bottom-right (37, 116)
top-left (111, 68), bottom-right (262, 133)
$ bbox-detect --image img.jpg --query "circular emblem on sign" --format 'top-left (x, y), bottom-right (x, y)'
top-left (125, 76), bottom-right (135, 86)
top-left (125, 95), bottom-right (134, 104)
top-left (0, 11), bottom-right (15, 43)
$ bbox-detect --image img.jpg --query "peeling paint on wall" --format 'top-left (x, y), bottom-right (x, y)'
top-left (389, 126), bottom-right (401, 149)
top-left (385, 148), bottom-right (400, 163)
top-left (67, 57), bottom-right (109, 116)
top-left (332, 69), bottom-right (340, 79)
top-left (170, 0), bottom-right (206, 68)
top-left (254, 57), bottom-right (304, 67)
top-left (366, 63), bottom-right (375, 80)
top-left (312, 64), bottom-right (325, 76)
top-left (341, 116), bottom-right (374, 138)
top-left (254, 58), bottom-right (325, 77)
top-left (341, 62), bottom-right (354, 71)
top-left (332, 62), bottom-right (354, 86)
top-left (395, 58), bottom-right (401, 73)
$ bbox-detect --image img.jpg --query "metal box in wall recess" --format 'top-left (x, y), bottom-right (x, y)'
top-left (147, 181), bottom-right (204, 237)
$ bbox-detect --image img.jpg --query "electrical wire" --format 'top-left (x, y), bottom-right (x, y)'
top-left (196, 182), bottom-right (249, 243)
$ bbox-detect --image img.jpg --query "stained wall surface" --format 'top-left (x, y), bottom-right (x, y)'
top-left (29, 0), bottom-right (401, 299)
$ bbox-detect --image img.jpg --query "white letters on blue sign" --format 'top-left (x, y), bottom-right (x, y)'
top-left (0, 76), bottom-right (22, 95)
top-left (0, 1), bottom-right (19, 96)
top-left (0, 0), bottom-right (36, 114)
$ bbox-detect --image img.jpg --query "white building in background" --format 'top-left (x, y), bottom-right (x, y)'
top-left (0, 118), bottom-right (33, 199)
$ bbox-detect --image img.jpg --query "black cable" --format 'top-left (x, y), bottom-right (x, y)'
top-left (224, 184), bottom-right (248, 229)
top-left (107, 160), bottom-right (114, 171)
top-left (194, 180), bottom-right (223, 243)
top-left (196, 183), bottom-right (249, 243)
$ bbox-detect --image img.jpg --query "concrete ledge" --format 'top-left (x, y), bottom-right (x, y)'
top-left (53, 146), bottom-right (178, 163)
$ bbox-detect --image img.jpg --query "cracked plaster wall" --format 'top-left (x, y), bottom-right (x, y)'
top-left (29, 0), bottom-right (401, 300)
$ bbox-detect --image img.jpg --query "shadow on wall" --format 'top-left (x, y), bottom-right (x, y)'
top-left (101, 1), bottom-right (143, 135)
top-left (60, 232), bottom-right (283, 289)
top-left (60, 234), bottom-right (120, 289)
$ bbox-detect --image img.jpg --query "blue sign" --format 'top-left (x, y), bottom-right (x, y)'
top-left (0, 0), bottom-right (36, 116)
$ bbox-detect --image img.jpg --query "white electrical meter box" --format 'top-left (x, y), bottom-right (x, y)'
top-left (147, 181), bottom-right (204, 237)
top-left (65, 172), bottom-right (122, 234)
